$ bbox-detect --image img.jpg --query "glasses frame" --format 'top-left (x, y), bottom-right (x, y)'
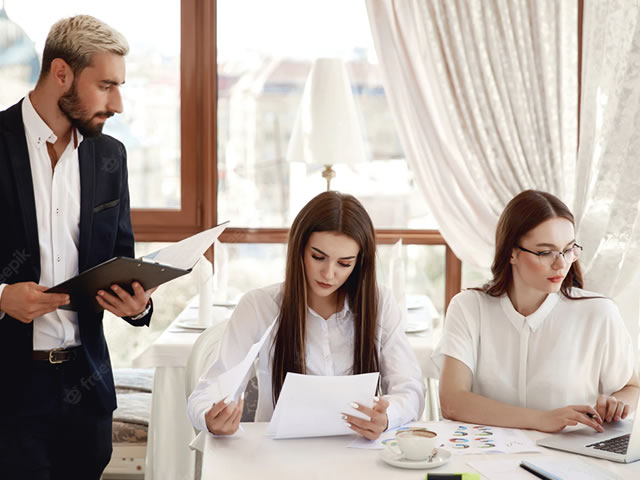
top-left (515, 244), bottom-right (583, 265)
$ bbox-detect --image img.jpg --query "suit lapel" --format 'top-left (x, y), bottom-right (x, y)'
top-left (5, 102), bottom-right (40, 280)
top-left (78, 139), bottom-right (95, 273)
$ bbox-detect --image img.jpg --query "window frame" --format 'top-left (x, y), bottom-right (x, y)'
top-left (131, 0), bottom-right (462, 309)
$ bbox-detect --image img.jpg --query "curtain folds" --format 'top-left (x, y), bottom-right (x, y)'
top-left (366, 0), bottom-right (578, 268)
top-left (574, 0), bottom-right (640, 296)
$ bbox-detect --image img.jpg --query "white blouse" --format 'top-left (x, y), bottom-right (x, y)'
top-left (433, 288), bottom-right (635, 411)
top-left (188, 283), bottom-right (424, 433)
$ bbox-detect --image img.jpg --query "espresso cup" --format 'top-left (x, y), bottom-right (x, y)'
top-left (393, 429), bottom-right (437, 461)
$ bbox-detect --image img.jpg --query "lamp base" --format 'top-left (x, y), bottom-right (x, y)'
top-left (322, 165), bottom-right (336, 191)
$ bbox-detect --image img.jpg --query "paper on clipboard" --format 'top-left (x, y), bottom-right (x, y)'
top-left (145, 222), bottom-right (229, 270)
top-left (267, 372), bottom-right (380, 439)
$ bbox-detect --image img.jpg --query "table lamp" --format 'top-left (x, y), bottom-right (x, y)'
top-left (286, 58), bottom-right (367, 191)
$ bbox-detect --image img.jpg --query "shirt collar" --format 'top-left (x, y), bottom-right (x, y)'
top-left (499, 292), bottom-right (559, 332)
top-left (21, 93), bottom-right (84, 150)
top-left (307, 295), bottom-right (352, 321)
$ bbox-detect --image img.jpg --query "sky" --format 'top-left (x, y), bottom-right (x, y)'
top-left (4, 0), bottom-right (376, 61)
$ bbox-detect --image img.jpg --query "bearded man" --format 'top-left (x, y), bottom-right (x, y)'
top-left (0, 15), bottom-right (154, 479)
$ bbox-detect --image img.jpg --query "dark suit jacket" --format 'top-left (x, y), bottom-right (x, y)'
top-left (0, 99), bottom-right (152, 418)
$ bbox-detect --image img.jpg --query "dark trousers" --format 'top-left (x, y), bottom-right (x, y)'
top-left (0, 350), bottom-right (113, 480)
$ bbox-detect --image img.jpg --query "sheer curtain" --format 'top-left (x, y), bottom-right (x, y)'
top-left (366, 0), bottom-right (640, 347)
top-left (365, 0), bottom-right (578, 268)
top-left (574, 0), bottom-right (640, 298)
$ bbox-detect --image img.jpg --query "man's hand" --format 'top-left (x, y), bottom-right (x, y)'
top-left (0, 282), bottom-right (69, 323)
top-left (96, 282), bottom-right (156, 318)
top-left (342, 396), bottom-right (390, 440)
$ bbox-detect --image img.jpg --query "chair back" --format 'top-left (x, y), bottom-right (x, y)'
top-left (185, 320), bottom-right (229, 398)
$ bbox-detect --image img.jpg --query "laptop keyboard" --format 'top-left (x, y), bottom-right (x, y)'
top-left (586, 434), bottom-right (630, 454)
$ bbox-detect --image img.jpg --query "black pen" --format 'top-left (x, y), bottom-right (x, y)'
top-left (519, 461), bottom-right (559, 480)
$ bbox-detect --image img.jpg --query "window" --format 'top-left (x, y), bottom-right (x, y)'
top-left (1, 0), bottom-right (182, 212)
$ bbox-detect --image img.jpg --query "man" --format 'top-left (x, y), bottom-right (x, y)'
top-left (0, 15), bottom-right (154, 479)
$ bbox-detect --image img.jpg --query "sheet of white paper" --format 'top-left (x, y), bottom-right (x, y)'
top-left (144, 222), bottom-right (228, 270)
top-left (429, 421), bottom-right (540, 454)
top-left (267, 372), bottom-right (379, 439)
top-left (202, 318), bottom-right (276, 404)
top-left (467, 456), bottom-right (622, 480)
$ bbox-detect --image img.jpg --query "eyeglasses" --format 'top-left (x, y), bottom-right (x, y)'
top-left (515, 244), bottom-right (583, 267)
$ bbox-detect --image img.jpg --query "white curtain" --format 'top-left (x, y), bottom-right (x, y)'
top-left (366, 0), bottom-right (578, 268)
top-left (574, 0), bottom-right (640, 297)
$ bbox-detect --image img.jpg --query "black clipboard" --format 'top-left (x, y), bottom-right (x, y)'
top-left (45, 257), bottom-right (191, 312)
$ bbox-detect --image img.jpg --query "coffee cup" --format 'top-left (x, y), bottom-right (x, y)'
top-left (390, 428), bottom-right (437, 461)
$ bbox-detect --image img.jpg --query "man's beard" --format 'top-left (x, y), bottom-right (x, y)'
top-left (58, 82), bottom-right (113, 138)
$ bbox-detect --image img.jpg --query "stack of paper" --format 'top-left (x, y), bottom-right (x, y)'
top-left (268, 372), bottom-right (380, 439)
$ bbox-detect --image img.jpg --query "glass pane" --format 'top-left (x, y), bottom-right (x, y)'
top-left (0, 1), bottom-right (181, 208)
top-left (216, 0), bottom-right (437, 229)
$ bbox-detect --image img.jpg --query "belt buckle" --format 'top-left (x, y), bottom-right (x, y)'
top-left (48, 348), bottom-right (65, 364)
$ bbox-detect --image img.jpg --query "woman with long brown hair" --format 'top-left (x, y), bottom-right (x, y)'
top-left (188, 191), bottom-right (424, 439)
top-left (434, 190), bottom-right (639, 433)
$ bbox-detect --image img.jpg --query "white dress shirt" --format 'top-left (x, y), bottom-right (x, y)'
top-left (433, 288), bottom-right (635, 411)
top-left (0, 95), bottom-right (82, 349)
top-left (188, 283), bottom-right (425, 433)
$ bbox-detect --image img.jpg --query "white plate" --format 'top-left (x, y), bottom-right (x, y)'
top-left (380, 446), bottom-right (451, 470)
top-left (404, 323), bottom-right (430, 334)
top-left (174, 318), bottom-right (210, 330)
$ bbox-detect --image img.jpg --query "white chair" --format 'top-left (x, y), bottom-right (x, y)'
top-left (184, 320), bottom-right (231, 480)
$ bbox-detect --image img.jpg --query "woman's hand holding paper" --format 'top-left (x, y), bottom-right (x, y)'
top-left (205, 394), bottom-right (245, 435)
top-left (342, 396), bottom-right (390, 440)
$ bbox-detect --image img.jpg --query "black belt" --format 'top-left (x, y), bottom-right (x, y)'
top-left (32, 347), bottom-right (81, 364)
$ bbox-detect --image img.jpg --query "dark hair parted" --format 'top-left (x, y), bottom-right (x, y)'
top-left (480, 189), bottom-right (586, 299)
top-left (271, 191), bottom-right (379, 405)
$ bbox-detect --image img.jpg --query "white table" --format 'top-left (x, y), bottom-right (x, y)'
top-left (202, 422), bottom-right (640, 479)
top-left (132, 301), bottom-right (440, 480)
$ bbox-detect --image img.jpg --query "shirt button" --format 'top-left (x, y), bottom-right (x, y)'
top-left (57, 256), bottom-right (61, 262)
top-left (56, 208), bottom-right (60, 215)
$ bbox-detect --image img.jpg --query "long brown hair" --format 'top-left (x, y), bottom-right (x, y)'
top-left (271, 191), bottom-right (379, 405)
top-left (480, 189), bottom-right (586, 298)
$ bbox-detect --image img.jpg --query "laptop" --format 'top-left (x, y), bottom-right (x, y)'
top-left (537, 397), bottom-right (640, 463)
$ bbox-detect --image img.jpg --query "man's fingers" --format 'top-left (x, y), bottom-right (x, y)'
top-left (132, 282), bottom-right (146, 297)
top-left (96, 295), bottom-right (124, 317)
top-left (97, 289), bottom-right (123, 308)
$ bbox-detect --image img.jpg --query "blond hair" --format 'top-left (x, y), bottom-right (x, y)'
top-left (40, 15), bottom-right (129, 79)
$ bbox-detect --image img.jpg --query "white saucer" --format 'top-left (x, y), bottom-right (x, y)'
top-left (380, 446), bottom-right (451, 469)
top-left (174, 318), bottom-right (210, 330)
top-left (404, 323), bottom-right (430, 334)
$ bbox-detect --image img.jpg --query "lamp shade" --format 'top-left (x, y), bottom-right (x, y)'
top-left (286, 58), bottom-right (367, 166)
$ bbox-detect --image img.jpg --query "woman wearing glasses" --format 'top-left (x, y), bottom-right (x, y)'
top-left (435, 190), bottom-right (639, 433)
